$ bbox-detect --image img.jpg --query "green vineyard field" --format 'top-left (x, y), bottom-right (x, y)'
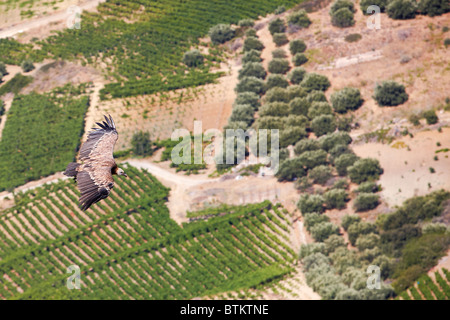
top-left (1, 0), bottom-right (301, 100)
top-left (400, 269), bottom-right (450, 300)
top-left (0, 164), bottom-right (295, 299)
top-left (0, 85), bottom-right (90, 192)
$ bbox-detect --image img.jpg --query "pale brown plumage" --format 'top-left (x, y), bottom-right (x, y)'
top-left (64, 115), bottom-right (126, 211)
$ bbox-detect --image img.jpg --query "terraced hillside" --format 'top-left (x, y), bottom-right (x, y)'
top-left (0, 164), bottom-right (296, 299)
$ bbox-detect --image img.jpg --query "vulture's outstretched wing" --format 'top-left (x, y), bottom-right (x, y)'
top-left (77, 165), bottom-right (115, 211)
top-left (76, 115), bottom-right (119, 211)
top-left (79, 115), bottom-right (118, 162)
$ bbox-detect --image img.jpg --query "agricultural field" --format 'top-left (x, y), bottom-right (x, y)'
top-left (0, 84), bottom-right (90, 192)
top-left (399, 269), bottom-right (450, 300)
top-left (0, 0), bottom-right (301, 100)
top-left (0, 165), bottom-right (296, 299)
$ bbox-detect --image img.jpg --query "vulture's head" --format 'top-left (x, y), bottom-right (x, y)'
top-left (117, 168), bottom-right (127, 177)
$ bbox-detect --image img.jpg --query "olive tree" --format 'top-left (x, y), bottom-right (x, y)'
top-left (347, 158), bottom-right (383, 183)
top-left (331, 87), bottom-right (363, 114)
top-left (373, 81), bottom-right (409, 106)
top-left (238, 62), bottom-right (267, 79)
top-left (288, 67), bottom-right (307, 84)
top-left (209, 24), bottom-right (235, 44)
top-left (311, 114), bottom-right (336, 137)
top-left (300, 73), bottom-right (331, 92)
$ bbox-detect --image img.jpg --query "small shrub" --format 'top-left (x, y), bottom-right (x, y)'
top-left (243, 37), bottom-right (265, 52)
top-left (269, 18), bottom-right (286, 35)
top-left (409, 114), bottom-right (421, 126)
top-left (344, 33), bottom-right (362, 42)
top-left (131, 131), bottom-right (153, 156)
top-left (182, 49), bottom-right (204, 67)
top-left (331, 8), bottom-right (355, 28)
top-left (238, 62), bottom-right (267, 80)
top-left (268, 58), bottom-right (291, 74)
top-left (273, 33), bottom-right (289, 47)
top-left (354, 193), bottom-right (380, 212)
top-left (289, 39), bottom-right (307, 54)
top-left (209, 24), bottom-right (235, 44)
top-left (444, 38), bottom-right (450, 47)
top-left (287, 10), bottom-right (312, 29)
top-left (288, 67), bottom-right (307, 84)
top-left (422, 109), bottom-right (438, 124)
top-left (387, 0), bottom-right (417, 19)
top-left (293, 53), bottom-right (308, 66)
top-left (331, 87), bottom-right (363, 114)
top-left (21, 60), bottom-right (35, 73)
top-left (373, 81), bottom-right (409, 106)
top-left (300, 73), bottom-right (331, 92)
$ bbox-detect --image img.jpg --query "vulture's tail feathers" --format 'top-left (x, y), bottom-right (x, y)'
top-left (64, 162), bottom-right (80, 178)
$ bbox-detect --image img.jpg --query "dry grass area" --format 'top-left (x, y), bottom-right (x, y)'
top-left (353, 126), bottom-right (450, 207)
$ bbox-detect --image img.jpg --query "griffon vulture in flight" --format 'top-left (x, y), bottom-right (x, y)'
top-left (64, 115), bottom-right (127, 211)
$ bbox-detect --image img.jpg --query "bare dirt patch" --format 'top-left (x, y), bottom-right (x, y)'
top-left (353, 127), bottom-right (450, 207)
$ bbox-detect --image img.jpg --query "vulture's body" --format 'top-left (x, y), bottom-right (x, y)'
top-left (64, 115), bottom-right (127, 211)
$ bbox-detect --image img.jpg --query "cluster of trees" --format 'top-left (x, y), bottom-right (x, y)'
top-left (329, 0), bottom-right (356, 28)
top-left (360, 0), bottom-right (448, 19)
